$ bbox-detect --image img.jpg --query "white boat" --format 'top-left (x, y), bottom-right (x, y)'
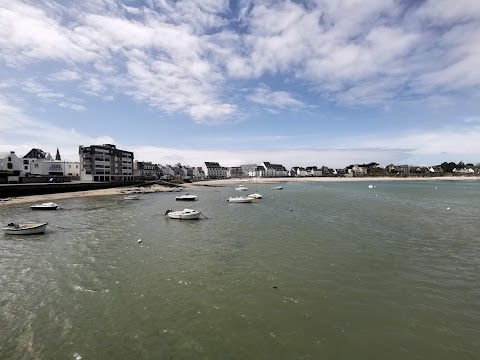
top-left (164, 208), bottom-right (201, 220)
top-left (175, 193), bottom-right (198, 201)
top-left (235, 185), bottom-right (249, 191)
top-left (271, 186), bottom-right (283, 190)
top-left (3, 222), bottom-right (48, 235)
top-left (124, 194), bottom-right (140, 200)
top-left (247, 193), bottom-right (263, 199)
top-left (227, 196), bottom-right (253, 203)
top-left (30, 202), bottom-right (58, 210)
top-left (368, 184), bottom-right (374, 189)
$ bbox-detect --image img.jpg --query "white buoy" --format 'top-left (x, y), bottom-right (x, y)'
top-left (446, 207), bottom-right (450, 210)
top-left (138, 239), bottom-right (142, 243)
top-left (435, 187), bottom-right (437, 190)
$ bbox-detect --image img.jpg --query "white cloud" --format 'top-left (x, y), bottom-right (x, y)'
top-left (247, 84), bottom-right (304, 109)
top-left (58, 102), bottom-right (86, 111)
top-left (49, 70), bottom-right (81, 81)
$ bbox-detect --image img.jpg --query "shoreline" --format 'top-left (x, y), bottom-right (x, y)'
top-left (192, 175), bottom-right (480, 186)
top-left (1, 176), bottom-right (478, 206)
top-left (0, 184), bottom-right (192, 206)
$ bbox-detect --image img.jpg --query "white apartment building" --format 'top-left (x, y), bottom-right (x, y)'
top-left (79, 144), bottom-right (134, 182)
top-left (203, 162), bottom-right (227, 179)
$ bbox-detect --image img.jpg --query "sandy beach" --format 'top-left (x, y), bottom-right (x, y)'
top-left (1, 176), bottom-right (478, 206)
top-left (0, 184), bottom-right (194, 206)
top-left (193, 175), bottom-right (480, 186)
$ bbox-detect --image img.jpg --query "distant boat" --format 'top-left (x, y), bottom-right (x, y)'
top-left (247, 193), bottom-right (263, 199)
top-left (271, 186), bottom-right (283, 190)
top-left (227, 196), bottom-right (253, 203)
top-left (30, 202), bottom-right (58, 210)
top-left (235, 185), bottom-right (249, 191)
top-left (124, 194), bottom-right (140, 200)
top-left (164, 208), bottom-right (200, 220)
top-left (176, 194), bottom-right (198, 201)
top-left (3, 222), bottom-right (48, 235)
top-left (368, 184), bottom-right (374, 189)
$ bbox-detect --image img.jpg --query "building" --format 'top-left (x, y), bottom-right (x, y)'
top-left (203, 162), bottom-right (227, 179)
top-left (261, 162), bottom-right (288, 177)
top-left (134, 161), bottom-right (162, 180)
top-left (0, 151), bottom-right (24, 174)
top-left (306, 166), bottom-right (322, 176)
top-left (79, 144), bottom-right (134, 182)
top-left (29, 160), bottom-right (80, 177)
top-left (227, 166), bottom-right (243, 178)
top-left (193, 167), bottom-right (205, 179)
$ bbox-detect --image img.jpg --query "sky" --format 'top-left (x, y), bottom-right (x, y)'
top-left (1, 0), bottom-right (480, 169)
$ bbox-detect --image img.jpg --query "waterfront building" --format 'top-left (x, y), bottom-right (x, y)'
top-left (203, 162), bottom-right (227, 179)
top-left (193, 167), bottom-right (205, 179)
top-left (0, 151), bottom-right (24, 174)
top-left (134, 161), bottom-right (162, 180)
top-left (227, 166), bottom-right (243, 178)
top-left (261, 162), bottom-right (288, 177)
top-left (79, 144), bottom-right (134, 182)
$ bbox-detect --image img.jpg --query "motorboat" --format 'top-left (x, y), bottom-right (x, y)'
top-left (175, 193), bottom-right (198, 201)
top-left (164, 208), bottom-right (201, 220)
top-left (271, 186), bottom-right (283, 190)
top-left (124, 194), bottom-right (140, 200)
top-left (30, 202), bottom-right (58, 210)
top-left (3, 222), bottom-right (48, 235)
top-left (368, 184), bottom-right (375, 189)
top-left (235, 185), bottom-right (249, 191)
top-left (247, 193), bottom-right (263, 199)
top-left (227, 196), bottom-right (253, 203)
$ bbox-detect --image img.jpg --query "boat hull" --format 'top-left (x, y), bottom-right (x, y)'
top-left (31, 206), bottom-right (58, 210)
top-left (166, 209), bottom-right (201, 220)
top-left (3, 223), bottom-right (48, 235)
top-left (175, 196), bottom-right (197, 201)
top-left (227, 197), bottom-right (253, 203)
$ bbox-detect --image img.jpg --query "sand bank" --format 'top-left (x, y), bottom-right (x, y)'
top-left (0, 184), bottom-right (190, 206)
top-left (193, 176), bottom-right (480, 186)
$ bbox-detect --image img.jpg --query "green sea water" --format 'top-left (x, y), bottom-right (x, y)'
top-left (1, 180), bottom-right (479, 359)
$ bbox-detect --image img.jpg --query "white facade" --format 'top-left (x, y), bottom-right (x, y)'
top-left (203, 162), bottom-right (227, 179)
top-left (29, 160), bottom-right (80, 176)
top-left (0, 151), bottom-right (24, 174)
top-left (193, 167), bottom-right (205, 179)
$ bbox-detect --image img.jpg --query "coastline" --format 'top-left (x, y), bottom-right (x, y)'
top-left (0, 184), bottom-right (188, 206)
top-left (192, 175), bottom-right (480, 186)
top-left (1, 176), bottom-right (478, 206)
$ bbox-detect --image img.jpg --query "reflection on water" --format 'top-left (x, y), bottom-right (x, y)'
top-left (1, 182), bottom-right (479, 359)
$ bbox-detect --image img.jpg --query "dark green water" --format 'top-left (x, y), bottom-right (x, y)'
top-left (1, 181), bottom-right (479, 359)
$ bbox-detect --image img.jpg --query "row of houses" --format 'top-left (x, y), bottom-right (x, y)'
top-left (2, 144), bottom-right (479, 183)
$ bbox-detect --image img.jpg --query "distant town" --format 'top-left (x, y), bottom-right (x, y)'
top-left (1, 143), bottom-right (479, 184)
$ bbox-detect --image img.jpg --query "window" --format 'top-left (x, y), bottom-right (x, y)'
top-left (76, 165), bottom-right (78, 168)
top-left (23, 160), bottom-right (29, 164)
top-left (24, 166), bottom-right (28, 170)
top-left (8, 157), bottom-right (11, 161)
top-left (34, 164), bottom-right (39, 168)
top-left (7, 163), bottom-right (12, 169)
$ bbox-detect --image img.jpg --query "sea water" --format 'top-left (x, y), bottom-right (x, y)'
top-left (1, 180), bottom-right (479, 359)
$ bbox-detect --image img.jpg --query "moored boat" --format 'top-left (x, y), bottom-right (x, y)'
top-left (3, 222), bottom-right (48, 235)
top-left (124, 194), bottom-right (140, 200)
top-left (176, 193), bottom-right (198, 201)
top-left (30, 202), bottom-right (58, 210)
top-left (247, 193), bottom-right (263, 199)
top-left (271, 186), bottom-right (283, 190)
top-left (235, 185), bottom-right (249, 191)
top-left (227, 196), bottom-right (253, 203)
top-left (164, 208), bottom-right (201, 220)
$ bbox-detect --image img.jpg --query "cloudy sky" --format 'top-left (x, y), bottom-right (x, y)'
top-left (1, 0), bottom-right (480, 168)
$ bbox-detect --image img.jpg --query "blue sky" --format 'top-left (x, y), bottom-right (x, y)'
top-left (1, 0), bottom-right (480, 168)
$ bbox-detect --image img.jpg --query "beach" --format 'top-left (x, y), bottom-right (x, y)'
top-left (0, 183), bottom-right (188, 206)
top-left (1, 176), bottom-right (478, 206)
top-left (193, 175), bottom-right (480, 186)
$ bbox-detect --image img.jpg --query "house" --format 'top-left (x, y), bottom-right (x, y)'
top-left (348, 164), bottom-right (368, 176)
top-left (29, 160), bottom-right (80, 177)
top-left (261, 162), bottom-right (288, 177)
top-left (291, 167), bottom-right (307, 177)
top-left (203, 162), bottom-right (227, 179)
top-left (452, 168), bottom-right (475, 174)
top-left (134, 161), bottom-right (162, 179)
top-left (248, 166), bottom-right (265, 177)
top-left (306, 166), bottom-right (322, 177)
top-left (193, 167), bottom-right (205, 179)
top-left (79, 144), bottom-right (134, 182)
top-left (228, 166), bottom-right (243, 178)
top-left (0, 151), bottom-right (24, 175)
